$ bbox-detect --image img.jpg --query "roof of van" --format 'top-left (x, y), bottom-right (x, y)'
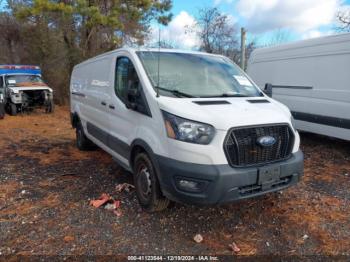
top-left (74, 47), bottom-right (223, 69)
top-left (249, 32), bottom-right (350, 64)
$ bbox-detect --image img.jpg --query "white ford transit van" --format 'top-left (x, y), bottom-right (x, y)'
top-left (70, 48), bottom-right (303, 211)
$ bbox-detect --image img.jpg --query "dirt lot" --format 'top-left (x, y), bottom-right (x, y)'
top-left (0, 107), bottom-right (349, 258)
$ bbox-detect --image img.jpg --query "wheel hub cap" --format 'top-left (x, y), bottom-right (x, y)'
top-left (139, 167), bottom-right (151, 196)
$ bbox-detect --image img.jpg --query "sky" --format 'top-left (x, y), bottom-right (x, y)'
top-left (153, 0), bottom-right (350, 49)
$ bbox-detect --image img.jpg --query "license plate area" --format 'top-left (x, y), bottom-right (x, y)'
top-left (258, 165), bottom-right (281, 187)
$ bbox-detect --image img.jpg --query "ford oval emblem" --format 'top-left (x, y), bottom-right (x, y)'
top-left (257, 136), bottom-right (276, 147)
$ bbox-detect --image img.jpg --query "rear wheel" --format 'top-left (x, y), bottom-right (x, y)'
top-left (9, 103), bottom-right (17, 116)
top-left (133, 152), bottom-right (170, 212)
top-left (76, 120), bottom-right (95, 151)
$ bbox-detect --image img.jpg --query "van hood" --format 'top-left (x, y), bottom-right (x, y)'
top-left (8, 86), bottom-right (53, 93)
top-left (157, 96), bottom-right (292, 131)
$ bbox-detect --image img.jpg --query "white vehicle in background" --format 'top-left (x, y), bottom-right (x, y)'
top-left (70, 48), bottom-right (303, 212)
top-left (247, 33), bottom-right (350, 141)
top-left (0, 65), bottom-right (54, 116)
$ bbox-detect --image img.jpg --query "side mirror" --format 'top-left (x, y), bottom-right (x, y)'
top-left (264, 83), bottom-right (273, 97)
top-left (125, 87), bottom-right (140, 110)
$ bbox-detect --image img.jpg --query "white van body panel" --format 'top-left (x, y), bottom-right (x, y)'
top-left (247, 33), bottom-right (350, 141)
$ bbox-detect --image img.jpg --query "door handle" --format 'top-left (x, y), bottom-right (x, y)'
top-left (71, 91), bottom-right (86, 98)
top-left (109, 105), bottom-right (115, 110)
top-left (101, 101), bottom-right (107, 106)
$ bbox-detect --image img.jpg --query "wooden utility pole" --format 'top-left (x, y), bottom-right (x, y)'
top-left (240, 27), bottom-right (246, 70)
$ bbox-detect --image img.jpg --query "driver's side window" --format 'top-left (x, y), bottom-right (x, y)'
top-left (114, 56), bottom-right (150, 116)
top-left (115, 56), bottom-right (140, 103)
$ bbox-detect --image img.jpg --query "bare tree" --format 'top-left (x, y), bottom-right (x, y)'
top-left (194, 7), bottom-right (239, 56)
top-left (0, 12), bottom-right (22, 63)
top-left (337, 11), bottom-right (350, 32)
top-left (266, 28), bottom-right (291, 47)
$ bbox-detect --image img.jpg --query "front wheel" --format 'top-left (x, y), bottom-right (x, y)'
top-left (46, 100), bottom-right (55, 113)
top-left (0, 103), bottom-right (5, 119)
top-left (133, 153), bottom-right (170, 212)
top-left (9, 103), bottom-right (17, 116)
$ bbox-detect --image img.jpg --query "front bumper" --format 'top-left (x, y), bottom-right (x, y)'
top-left (156, 150), bottom-right (303, 205)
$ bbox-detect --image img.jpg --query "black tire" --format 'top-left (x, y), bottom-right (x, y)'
top-left (76, 120), bottom-right (95, 151)
top-left (9, 103), bottom-right (17, 116)
top-left (0, 103), bottom-right (5, 119)
top-left (133, 152), bottom-right (170, 212)
top-left (46, 100), bottom-right (55, 113)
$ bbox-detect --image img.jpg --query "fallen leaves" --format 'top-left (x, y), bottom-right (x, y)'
top-left (115, 183), bottom-right (135, 193)
top-left (63, 235), bottom-right (75, 242)
top-left (193, 233), bottom-right (241, 255)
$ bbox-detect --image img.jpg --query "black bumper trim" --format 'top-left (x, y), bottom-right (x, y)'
top-left (155, 150), bottom-right (303, 205)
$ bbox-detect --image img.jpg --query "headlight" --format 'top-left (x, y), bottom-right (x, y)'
top-left (162, 111), bottom-right (215, 145)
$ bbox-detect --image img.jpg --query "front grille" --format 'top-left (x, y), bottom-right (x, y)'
top-left (224, 124), bottom-right (294, 167)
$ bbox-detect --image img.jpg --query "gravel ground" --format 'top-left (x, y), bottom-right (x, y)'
top-left (0, 107), bottom-right (349, 258)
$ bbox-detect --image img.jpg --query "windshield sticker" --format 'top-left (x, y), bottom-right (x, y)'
top-left (8, 80), bottom-right (16, 84)
top-left (233, 75), bottom-right (253, 87)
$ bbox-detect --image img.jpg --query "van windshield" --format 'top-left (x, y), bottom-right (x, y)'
top-left (137, 51), bottom-right (262, 98)
top-left (5, 75), bottom-right (45, 87)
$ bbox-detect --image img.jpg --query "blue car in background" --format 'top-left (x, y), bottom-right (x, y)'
top-left (0, 65), bottom-right (54, 116)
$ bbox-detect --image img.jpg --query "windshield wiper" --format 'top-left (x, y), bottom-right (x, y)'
top-left (155, 86), bottom-right (198, 98)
